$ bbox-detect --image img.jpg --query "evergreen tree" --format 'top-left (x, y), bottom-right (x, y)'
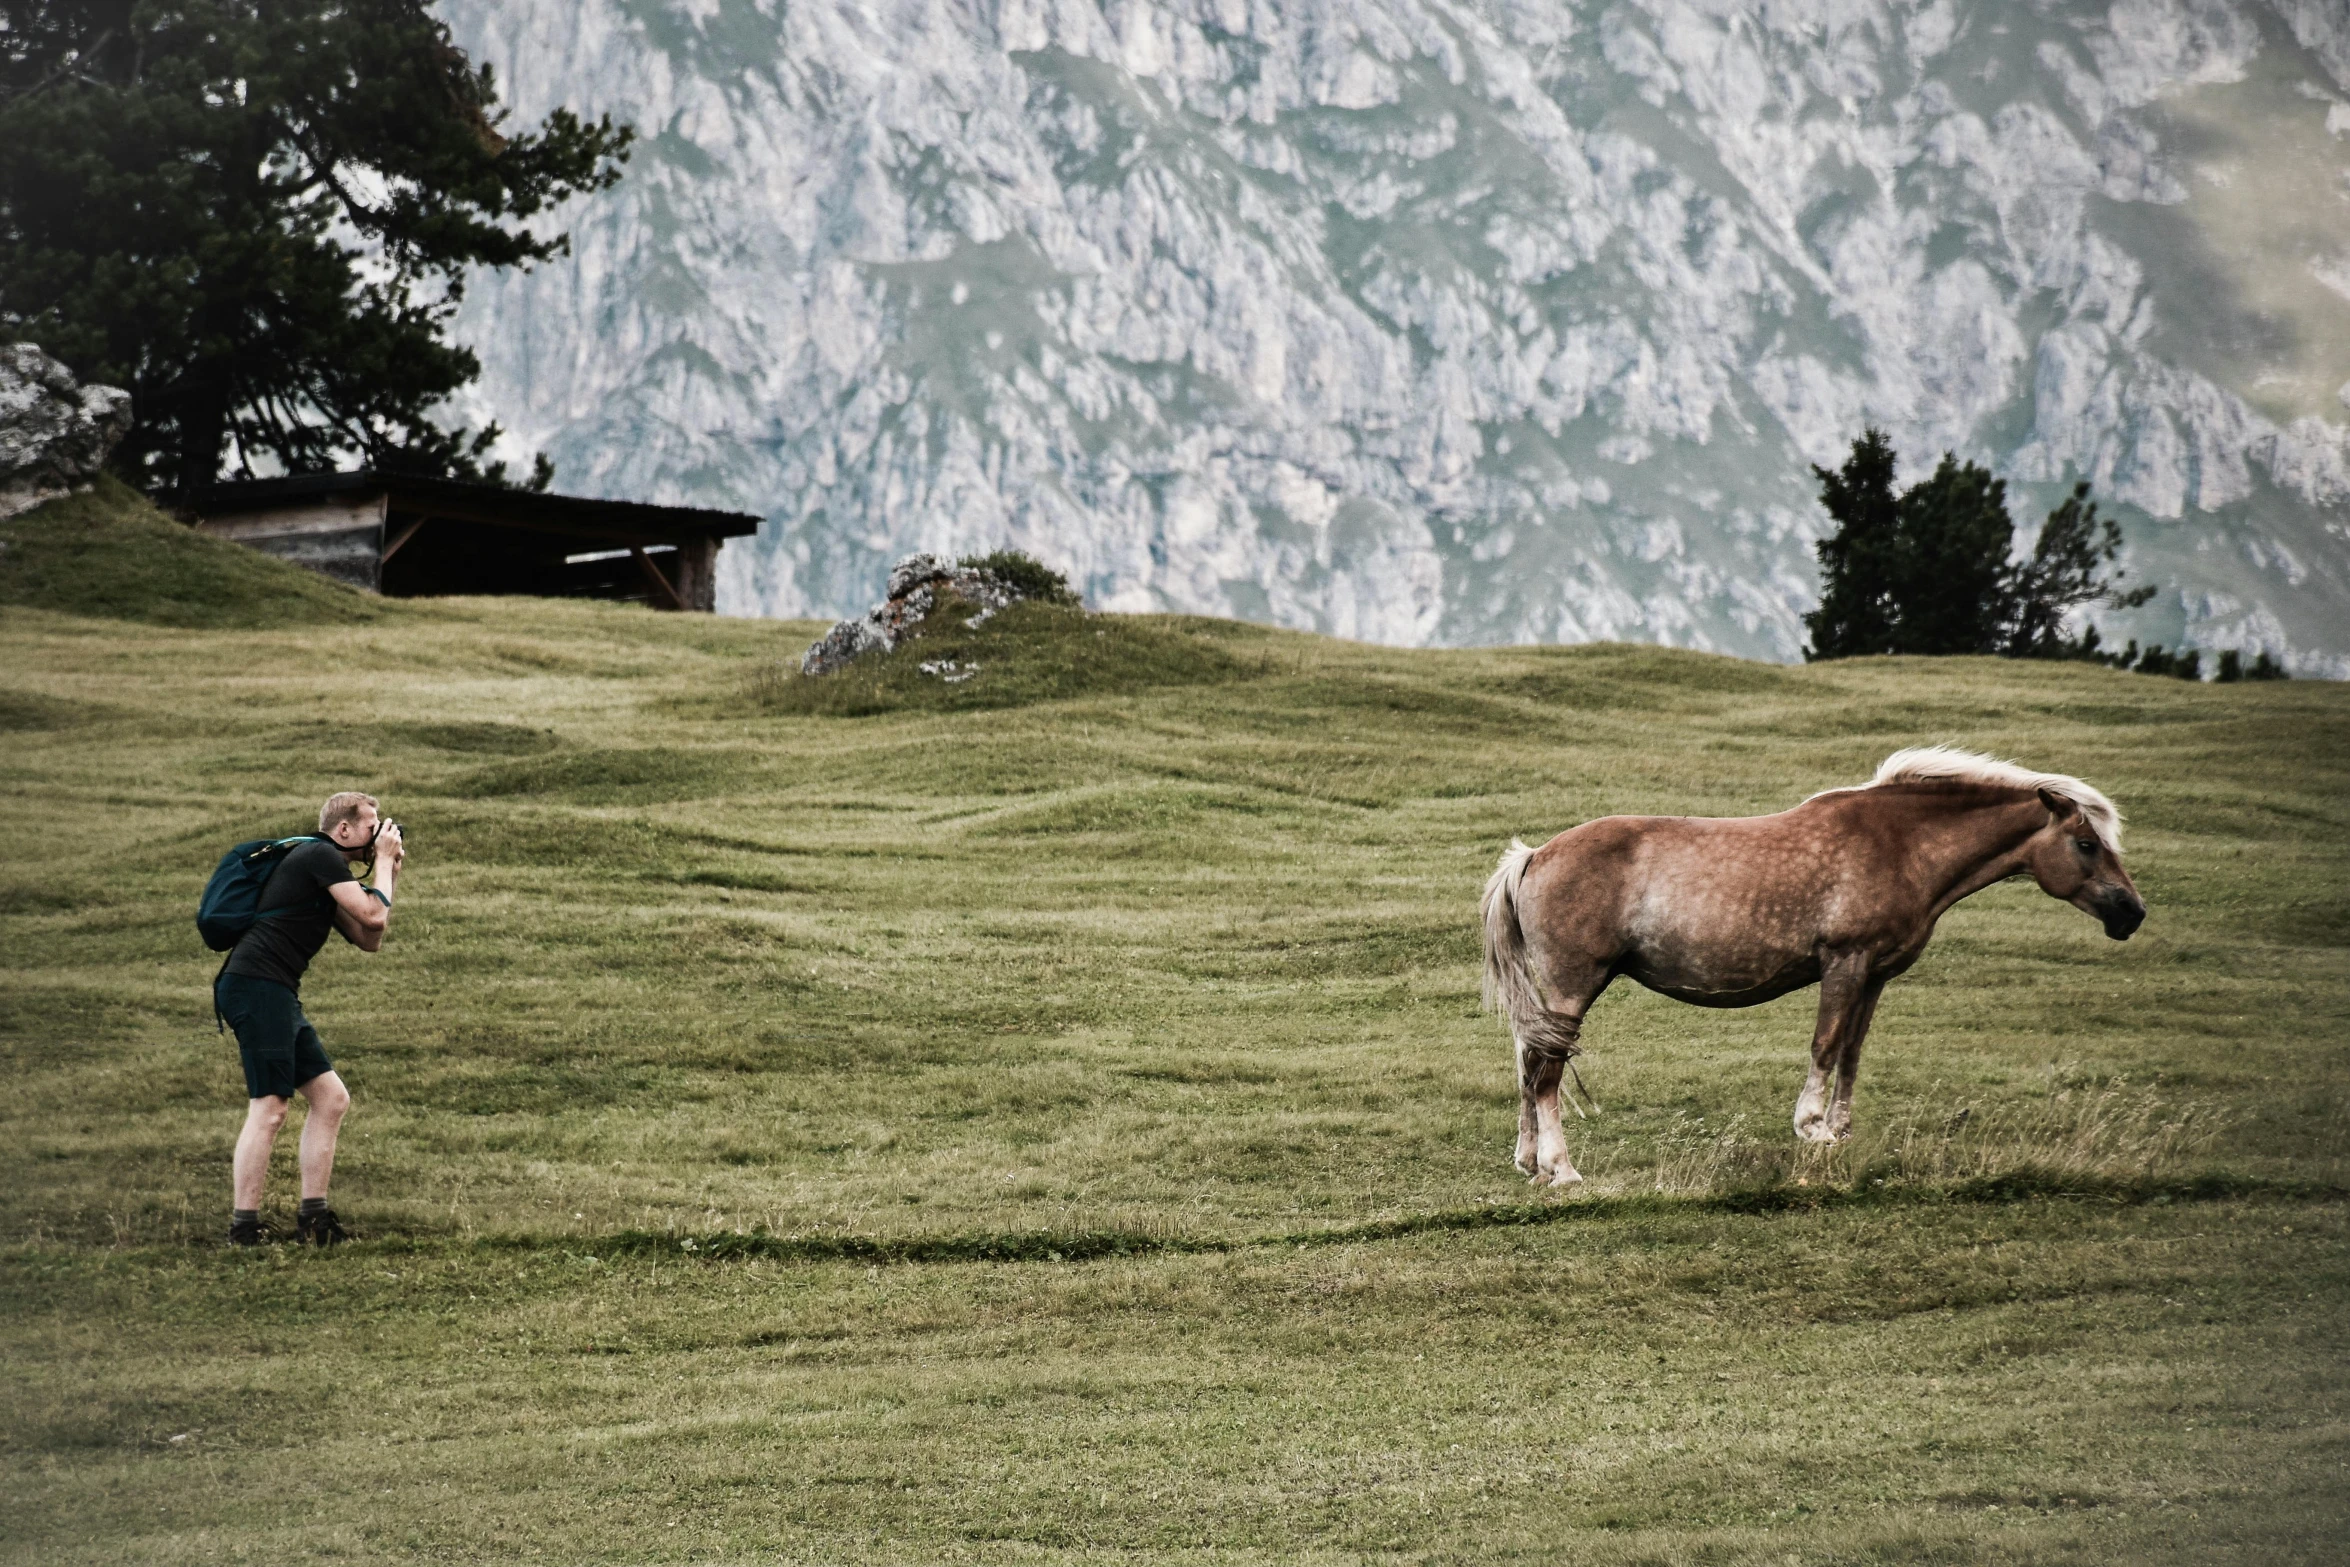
top-left (2001, 481), bottom-right (2156, 656)
top-left (1801, 428), bottom-right (1901, 659)
top-left (1884, 452), bottom-right (2014, 655)
top-left (0, 0), bottom-right (631, 494)
top-left (1804, 429), bottom-right (2154, 662)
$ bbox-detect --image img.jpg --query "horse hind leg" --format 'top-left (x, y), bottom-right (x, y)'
top-left (1514, 1038), bottom-right (1541, 1176)
top-left (1517, 1007), bottom-right (1589, 1188)
top-left (1485, 843), bottom-right (1608, 1186)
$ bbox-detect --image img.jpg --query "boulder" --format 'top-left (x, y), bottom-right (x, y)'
top-left (0, 343), bottom-right (132, 519)
top-left (800, 553), bottom-right (1033, 676)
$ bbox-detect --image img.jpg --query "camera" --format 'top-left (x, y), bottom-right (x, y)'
top-left (356, 818), bottom-right (405, 863)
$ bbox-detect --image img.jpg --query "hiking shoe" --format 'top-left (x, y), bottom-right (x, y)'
top-left (227, 1216), bottom-right (274, 1248)
top-left (295, 1207), bottom-right (350, 1247)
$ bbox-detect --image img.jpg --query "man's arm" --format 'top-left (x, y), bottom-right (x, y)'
top-left (329, 882), bottom-right (387, 951)
top-left (328, 823), bottom-right (402, 952)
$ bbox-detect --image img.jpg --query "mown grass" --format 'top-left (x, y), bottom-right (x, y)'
top-left (1, 483), bottom-right (2346, 1562)
top-left (6, 1202), bottom-right (2344, 1564)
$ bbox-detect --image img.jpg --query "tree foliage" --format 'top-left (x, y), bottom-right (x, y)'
top-left (1803, 429), bottom-right (2155, 663)
top-left (0, 0), bottom-right (631, 494)
top-left (1803, 427), bottom-right (1902, 659)
top-left (2003, 481), bottom-right (2157, 657)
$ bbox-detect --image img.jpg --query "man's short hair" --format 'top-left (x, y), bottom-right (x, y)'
top-left (319, 791), bottom-right (379, 834)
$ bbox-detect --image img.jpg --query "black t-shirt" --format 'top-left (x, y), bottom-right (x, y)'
top-left (221, 839), bottom-right (360, 991)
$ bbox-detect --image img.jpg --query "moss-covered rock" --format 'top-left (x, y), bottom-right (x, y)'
top-left (757, 595), bottom-right (1266, 715)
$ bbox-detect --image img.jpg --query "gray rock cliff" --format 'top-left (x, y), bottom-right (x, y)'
top-left (438, 0), bottom-right (2350, 673)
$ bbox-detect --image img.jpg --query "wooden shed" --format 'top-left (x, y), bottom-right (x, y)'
top-left (191, 472), bottom-right (761, 611)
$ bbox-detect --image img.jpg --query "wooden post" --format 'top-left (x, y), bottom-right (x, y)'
top-left (632, 546), bottom-right (688, 611)
top-left (671, 535), bottom-right (720, 612)
top-left (380, 516), bottom-right (428, 563)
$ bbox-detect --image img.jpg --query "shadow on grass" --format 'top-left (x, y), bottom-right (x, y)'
top-left (447, 1169), bottom-right (2337, 1269)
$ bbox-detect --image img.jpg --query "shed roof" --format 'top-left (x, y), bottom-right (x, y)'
top-left (197, 471), bottom-right (761, 542)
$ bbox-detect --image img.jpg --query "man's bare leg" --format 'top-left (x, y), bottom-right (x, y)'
top-left (230, 1071), bottom-right (348, 1227)
top-left (296, 1071), bottom-right (350, 1200)
top-left (233, 1096), bottom-right (291, 1211)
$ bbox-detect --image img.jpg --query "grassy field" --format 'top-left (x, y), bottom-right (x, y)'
top-left (2, 485), bottom-right (2346, 1563)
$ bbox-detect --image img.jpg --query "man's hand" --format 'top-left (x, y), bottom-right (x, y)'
top-left (375, 821), bottom-right (405, 869)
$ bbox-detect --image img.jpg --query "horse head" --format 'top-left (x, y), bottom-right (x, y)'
top-left (2027, 786), bottom-right (2145, 940)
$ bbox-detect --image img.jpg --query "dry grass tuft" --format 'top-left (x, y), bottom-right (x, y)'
top-left (1629, 1072), bottom-right (2222, 1197)
top-left (1867, 1072), bottom-right (2223, 1185)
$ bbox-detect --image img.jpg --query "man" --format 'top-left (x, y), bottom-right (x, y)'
top-left (215, 791), bottom-right (404, 1246)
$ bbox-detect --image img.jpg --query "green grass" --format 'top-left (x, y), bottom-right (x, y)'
top-left (2, 484), bottom-right (2346, 1562)
top-left (750, 595), bottom-right (1263, 714)
top-left (0, 477), bottom-right (385, 628)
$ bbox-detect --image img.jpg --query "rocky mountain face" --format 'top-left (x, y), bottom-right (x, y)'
top-left (437, 0), bottom-right (2350, 673)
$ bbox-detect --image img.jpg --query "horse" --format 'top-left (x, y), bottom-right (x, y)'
top-left (1480, 746), bottom-right (2146, 1188)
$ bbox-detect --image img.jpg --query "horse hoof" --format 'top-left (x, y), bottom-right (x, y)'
top-left (1544, 1169), bottom-right (1583, 1190)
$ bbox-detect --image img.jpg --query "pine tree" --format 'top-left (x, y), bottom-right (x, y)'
top-left (1804, 430), bottom-right (2154, 662)
top-left (2002, 481), bottom-right (2156, 656)
top-left (1801, 428), bottom-right (1902, 659)
top-left (0, 1), bottom-right (631, 494)
top-left (1884, 452), bottom-right (2014, 655)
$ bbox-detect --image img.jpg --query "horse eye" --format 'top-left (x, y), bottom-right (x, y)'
top-left (2075, 838), bottom-right (2097, 854)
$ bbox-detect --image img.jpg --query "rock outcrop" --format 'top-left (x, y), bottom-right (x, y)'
top-left (800, 553), bottom-right (1036, 675)
top-left (0, 344), bottom-right (132, 520)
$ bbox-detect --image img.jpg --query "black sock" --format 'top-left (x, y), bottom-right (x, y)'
top-left (233, 1208), bottom-right (259, 1226)
top-left (298, 1197), bottom-right (328, 1218)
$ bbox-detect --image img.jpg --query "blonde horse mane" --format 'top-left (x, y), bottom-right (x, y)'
top-left (1848, 745), bottom-right (2123, 850)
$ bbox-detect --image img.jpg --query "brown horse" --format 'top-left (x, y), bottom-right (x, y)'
top-left (1481, 747), bottom-right (2146, 1187)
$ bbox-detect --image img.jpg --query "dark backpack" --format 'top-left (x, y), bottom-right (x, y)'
top-left (196, 836), bottom-right (327, 952)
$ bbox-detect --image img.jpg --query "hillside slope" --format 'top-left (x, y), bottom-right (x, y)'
top-left (3, 581), bottom-right (2342, 1241)
top-left (0, 478), bottom-right (383, 629)
top-left (4, 577), bottom-right (2345, 1562)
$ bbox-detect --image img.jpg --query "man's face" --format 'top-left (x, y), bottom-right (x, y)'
top-left (329, 804), bottom-right (380, 852)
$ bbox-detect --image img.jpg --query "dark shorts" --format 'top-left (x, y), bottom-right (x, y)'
top-left (215, 973), bottom-right (334, 1100)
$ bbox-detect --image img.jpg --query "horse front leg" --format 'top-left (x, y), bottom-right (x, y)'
top-left (1795, 955), bottom-right (1872, 1143)
top-left (1827, 979), bottom-right (1886, 1141)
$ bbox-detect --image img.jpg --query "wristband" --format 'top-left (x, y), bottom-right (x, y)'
top-left (366, 887), bottom-right (391, 908)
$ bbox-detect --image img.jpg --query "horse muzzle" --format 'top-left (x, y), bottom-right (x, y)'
top-left (2099, 894), bottom-right (2146, 941)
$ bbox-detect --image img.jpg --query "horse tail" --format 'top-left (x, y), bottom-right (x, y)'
top-left (1481, 839), bottom-right (1542, 1026)
top-left (1481, 838), bottom-right (1586, 1066)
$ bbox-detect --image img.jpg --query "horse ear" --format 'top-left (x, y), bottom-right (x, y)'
top-left (2035, 786), bottom-right (2069, 820)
